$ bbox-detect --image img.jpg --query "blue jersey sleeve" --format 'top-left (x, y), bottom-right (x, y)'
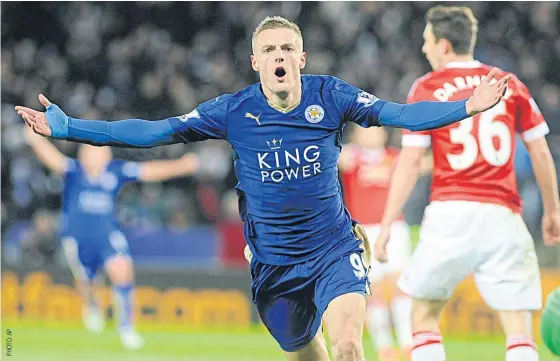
top-left (167, 96), bottom-right (228, 142)
top-left (331, 78), bottom-right (469, 131)
top-left (63, 96), bottom-right (228, 147)
top-left (330, 79), bottom-right (384, 127)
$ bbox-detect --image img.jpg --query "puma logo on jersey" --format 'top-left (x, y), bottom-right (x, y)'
top-left (245, 112), bottom-right (261, 125)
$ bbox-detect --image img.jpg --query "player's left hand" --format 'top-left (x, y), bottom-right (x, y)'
top-left (543, 211), bottom-right (560, 246)
top-left (465, 67), bottom-right (512, 116)
top-left (373, 224), bottom-right (391, 263)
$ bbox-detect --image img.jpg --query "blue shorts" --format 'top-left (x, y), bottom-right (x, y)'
top-left (61, 230), bottom-right (130, 280)
top-left (250, 243), bottom-right (370, 352)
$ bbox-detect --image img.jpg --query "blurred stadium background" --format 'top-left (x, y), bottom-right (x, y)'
top-left (1, 2), bottom-right (559, 360)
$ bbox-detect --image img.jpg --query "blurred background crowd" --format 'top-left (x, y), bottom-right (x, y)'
top-left (2, 2), bottom-right (560, 269)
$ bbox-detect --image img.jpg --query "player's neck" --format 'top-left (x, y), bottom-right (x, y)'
top-left (83, 163), bottom-right (108, 178)
top-left (439, 54), bottom-right (475, 69)
top-left (263, 82), bottom-right (302, 112)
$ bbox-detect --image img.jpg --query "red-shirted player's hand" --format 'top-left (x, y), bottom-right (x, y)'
top-left (465, 67), bottom-right (511, 116)
top-left (374, 225), bottom-right (391, 263)
top-left (543, 212), bottom-right (560, 246)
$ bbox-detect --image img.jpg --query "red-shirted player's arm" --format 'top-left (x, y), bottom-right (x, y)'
top-left (525, 136), bottom-right (560, 245)
top-left (375, 79), bottom-right (437, 261)
top-left (514, 77), bottom-right (560, 244)
top-left (514, 76), bottom-right (550, 141)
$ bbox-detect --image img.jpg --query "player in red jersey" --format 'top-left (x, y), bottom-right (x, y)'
top-left (341, 126), bottom-right (431, 361)
top-left (374, 6), bottom-right (560, 361)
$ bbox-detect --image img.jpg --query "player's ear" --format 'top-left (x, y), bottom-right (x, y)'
top-left (442, 38), bottom-right (453, 55)
top-left (250, 54), bottom-right (259, 72)
top-left (299, 51), bottom-right (307, 70)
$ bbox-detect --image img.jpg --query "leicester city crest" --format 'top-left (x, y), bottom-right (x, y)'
top-left (305, 105), bottom-right (325, 124)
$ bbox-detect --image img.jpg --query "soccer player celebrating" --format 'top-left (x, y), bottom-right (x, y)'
top-left (374, 6), bottom-right (560, 361)
top-left (18, 16), bottom-right (509, 361)
top-left (340, 126), bottom-right (429, 360)
top-left (24, 127), bottom-right (198, 350)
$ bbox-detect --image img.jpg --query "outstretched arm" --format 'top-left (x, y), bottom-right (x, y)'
top-left (24, 126), bottom-right (69, 174)
top-left (525, 137), bottom-right (560, 246)
top-left (343, 68), bottom-right (511, 131)
top-left (139, 153), bottom-right (199, 182)
top-left (17, 94), bottom-right (227, 148)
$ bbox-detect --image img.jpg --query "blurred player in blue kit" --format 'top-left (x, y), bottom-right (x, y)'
top-left (18, 16), bottom-right (510, 361)
top-left (24, 127), bottom-right (199, 350)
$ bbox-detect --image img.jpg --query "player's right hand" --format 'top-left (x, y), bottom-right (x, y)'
top-left (543, 211), bottom-right (560, 246)
top-left (15, 94), bottom-right (69, 138)
top-left (373, 224), bottom-right (391, 263)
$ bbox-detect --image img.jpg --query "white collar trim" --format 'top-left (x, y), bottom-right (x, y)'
top-left (444, 60), bottom-right (482, 69)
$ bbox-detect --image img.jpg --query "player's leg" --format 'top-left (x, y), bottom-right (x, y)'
top-left (314, 249), bottom-right (370, 361)
top-left (363, 225), bottom-right (400, 361)
top-left (323, 293), bottom-right (366, 361)
top-left (474, 211), bottom-right (541, 361)
top-left (397, 201), bottom-right (481, 361)
top-left (61, 236), bottom-right (105, 333)
top-left (366, 281), bottom-right (399, 361)
top-left (250, 259), bottom-right (329, 360)
top-left (541, 287), bottom-right (560, 357)
top-left (385, 222), bottom-right (413, 359)
top-left (284, 327), bottom-right (330, 361)
top-left (102, 230), bottom-right (144, 350)
top-left (382, 272), bottom-right (413, 360)
top-left (408, 299), bottom-right (446, 361)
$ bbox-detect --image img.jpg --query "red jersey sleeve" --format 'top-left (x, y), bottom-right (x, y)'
top-left (513, 77), bottom-right (549, 142)
top-left (401, 78), bottom-right (432, 148)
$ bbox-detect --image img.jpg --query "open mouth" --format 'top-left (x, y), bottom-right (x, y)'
top-left (274, 67), bottom-right (287, 78)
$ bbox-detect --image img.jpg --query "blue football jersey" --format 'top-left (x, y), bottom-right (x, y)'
top-left (60, 159), bottom-right (141, 236)
top-left (167, 75), bottom-right (384, 265)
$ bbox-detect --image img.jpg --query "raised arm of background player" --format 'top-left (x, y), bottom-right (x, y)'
top-left (24, 126), bottom-right (199, 182)
top-left (16, 68), bottom-right (509, 147)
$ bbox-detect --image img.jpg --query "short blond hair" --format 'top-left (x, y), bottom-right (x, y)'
top-left (252, 16), bottom-right (303, 53)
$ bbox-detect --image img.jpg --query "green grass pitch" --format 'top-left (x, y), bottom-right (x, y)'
top-left (1, 321), bottom-right (558, 361)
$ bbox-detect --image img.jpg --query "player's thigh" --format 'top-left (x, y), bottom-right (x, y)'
top-left (256, 289), bottom-right (323, 353)
top-left (284, 325), bottom-right (329, 361)
top-left (397, 202), bottom-right (479, 301)
top-left (474, 211), bottom-right (542, 311)
top-left (103, 231), bottom-right (134, 285)
top-left (61, 236), bottom-right (98, 281)
top-left (315, 251), bottom-right (369, 355)
top-left (323, 293), bottom-right (366, 358)
top-left (251, 259), bottom-right (324, 353)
